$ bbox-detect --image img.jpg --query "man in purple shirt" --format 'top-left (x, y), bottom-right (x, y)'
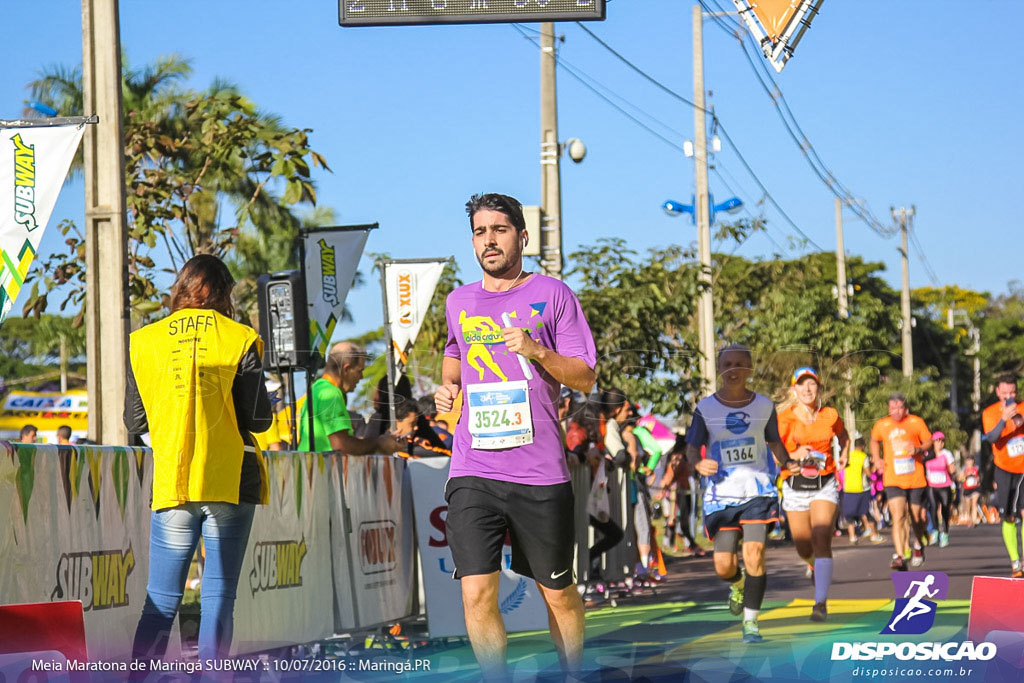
top-left (434, 193), bottom-right (597, 679)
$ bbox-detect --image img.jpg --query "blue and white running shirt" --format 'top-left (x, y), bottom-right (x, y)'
top-left (686, 393), bottom-right (781, 515)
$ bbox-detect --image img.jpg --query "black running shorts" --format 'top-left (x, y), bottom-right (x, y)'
top-left (445, 476), bottom-right (576, 590)
top-left (884, 485), bottom-right (927, 507)
top-left (841, 491), bottom-right (871, 520)
top-left (993, 467), bottom-right (1024, 520)
top-left (703, 495), bottom-right (779, 543)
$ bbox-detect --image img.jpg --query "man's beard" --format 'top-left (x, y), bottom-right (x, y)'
top-left (477, 247), bottom-right (520, 276)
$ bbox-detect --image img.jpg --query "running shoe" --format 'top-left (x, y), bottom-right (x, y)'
top-left (929, 531), bottom-right (939, 546)
top-left (869, 534), bottom-right (885, 544)
top-left (742, 620), bottom-right (763, 643)
top-left (939, 532), bottom-right (949, 548)
top-left (728, 571), bottom-right (745, 616)
top-left (805, 564), bottom-right (814, 580)
top-left (911, 546), bottom-right (925, 568)
top-left (890, 554), bottom-right (907, 571)
top-left (810, 602), bottom-right (827, 622)
top-left (849, 536), bottom-right (860, 545)
top-left (1012, 561), bottom-right (1023, 579)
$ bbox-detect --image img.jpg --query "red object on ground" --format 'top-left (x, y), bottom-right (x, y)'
top-left (968, 576), bottom-right (1024, 642)
top-left (0, 601), bottom-right (88, 661)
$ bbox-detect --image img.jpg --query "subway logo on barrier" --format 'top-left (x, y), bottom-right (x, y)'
top-left (12, 134), bottom-right (37, 232)
top-left (50, 547), bottom-right (136, 611)
top-left (319, 239), bottom-right (339, 307)
top-left (248, 539), bottom-right (307, 596)
top-left (359, 520), bottom-right (397, 575)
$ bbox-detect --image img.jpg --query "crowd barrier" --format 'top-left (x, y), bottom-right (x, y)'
top-left (0, 443), bottom-right (646, 659)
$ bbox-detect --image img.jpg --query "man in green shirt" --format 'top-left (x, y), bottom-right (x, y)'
top-left (297, 342), bottom-right (400, 455)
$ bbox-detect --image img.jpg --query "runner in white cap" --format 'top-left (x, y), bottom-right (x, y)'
top-left (777, 367), bottom-right (848, 622)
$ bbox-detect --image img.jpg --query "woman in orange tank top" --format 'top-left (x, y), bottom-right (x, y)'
top-left (777, 367), bottom-right (849, 623)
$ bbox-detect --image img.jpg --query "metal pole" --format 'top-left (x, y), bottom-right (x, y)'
top-left (380, 261), bottom-right (397, 431)
top-left (835, 198), bottom-right (849, 320)
top-left (694, 4), bottom-right (716, 395)
top-left (972, 352), bottom-right (981, 453)
top-left (298, 236), bottom-right (316, 451)
top-left (539, 22), bottom-right (563, 280)
top-left (81, 0), bottom-right (129, 445)
top-left (835, 198), bottom-right (855, 432)
top-left (948, 307), bottom-right (958, 419)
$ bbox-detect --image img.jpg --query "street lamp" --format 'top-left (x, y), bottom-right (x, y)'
top-left (661, 190), bottom-right (742, 396)
top-left (662, 195), bottom-right (743, 223)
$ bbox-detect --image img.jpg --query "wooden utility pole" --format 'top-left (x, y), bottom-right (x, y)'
top-left (82, 0), bottom-right (130, 444)
top-left (539, 23), bottom-right (563, 280)
top-left (893, 206), bottom-right (915, 378)
top-left (693, 4), bottom-right (715, 395)
top-left (835, 198), bottom-right (855, 432)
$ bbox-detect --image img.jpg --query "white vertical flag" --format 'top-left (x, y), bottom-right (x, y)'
top-left (0, 121), bottom-right (87, 323)
top-left (302, 225), bottom-right (374, 359)
top-left (383, 258), bottom-right (449, 382)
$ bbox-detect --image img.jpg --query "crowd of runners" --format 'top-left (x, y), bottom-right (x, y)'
top-left (423, 193), bottom-right (1024, 678)
top-left (554, 357), bottom-right (1024, 644)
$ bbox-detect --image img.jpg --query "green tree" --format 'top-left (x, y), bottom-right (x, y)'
top-left (0, 315), bottom-right (86, 389)
top-left (23, 55), bottom-right (330, 326)
top-left (568, 238), bottom-right (704, 416)
top-left (979, 282), bottom-right (1024, 385)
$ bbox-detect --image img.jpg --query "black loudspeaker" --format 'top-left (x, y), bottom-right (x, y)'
top-left (257, 271), bottom-right (310, 369)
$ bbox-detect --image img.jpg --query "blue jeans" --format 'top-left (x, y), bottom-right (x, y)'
top-left (132, 502), bottom-right (255, 662)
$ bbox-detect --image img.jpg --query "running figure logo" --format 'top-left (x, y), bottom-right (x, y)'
top-left (882, 571), bottom-right (949, 635)
top-left (459, 310), bottom-right (508, 382)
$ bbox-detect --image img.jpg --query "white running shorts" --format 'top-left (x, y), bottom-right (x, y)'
top-left (782, 476), bottom-right (840, 512)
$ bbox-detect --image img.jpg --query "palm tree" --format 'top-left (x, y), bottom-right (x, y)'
top-left (24, 54), bottom-right (330, 325)
top-left (24, 55), bottom-right (193, 179)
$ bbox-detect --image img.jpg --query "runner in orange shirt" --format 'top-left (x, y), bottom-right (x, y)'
top-left (980, 373), bottom-right (1024, 578)
top-left (777, 367), bottom-right (848, 622)
top-left (870, 393), bottom-right (932, 570)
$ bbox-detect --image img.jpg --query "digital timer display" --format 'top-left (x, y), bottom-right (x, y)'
top-left (340, 0), bottom-right (605, 27)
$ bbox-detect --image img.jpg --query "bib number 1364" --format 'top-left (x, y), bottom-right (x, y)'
top-left (717, 437), bottom-right (757, 467)
top-left (724, 446), bottom-right (755, 465)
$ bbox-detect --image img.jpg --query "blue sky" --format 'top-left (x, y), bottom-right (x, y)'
top-left (2, 0), bottom-right (1021, 342)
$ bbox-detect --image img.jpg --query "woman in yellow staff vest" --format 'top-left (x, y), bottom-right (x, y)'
top-left (124, 254), bottom-right (272, 662)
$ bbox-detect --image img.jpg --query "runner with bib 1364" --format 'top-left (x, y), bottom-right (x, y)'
top-left (685, 345), bottom-right (800, 644)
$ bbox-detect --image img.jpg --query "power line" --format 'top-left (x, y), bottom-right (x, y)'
top-left (511, 25), bottom-right (689, 153)
top-left (515, 25), bottom-right (799, 256)
top-left (573, 22), bottom-right (824, 250)
top-left (710, 166), bottom-right (791, 256)
top-left (699, 0), bottom-right (896, 238)
top-left (908, 223), bottom-right (940, 286)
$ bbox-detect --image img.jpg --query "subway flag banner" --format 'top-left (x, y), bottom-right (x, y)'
top-left (0, 123), bottom-right (85, 323)
top-left (301, 225), bottom-right (373, 359)
top-left (383, 258), bottom-right (449, 383)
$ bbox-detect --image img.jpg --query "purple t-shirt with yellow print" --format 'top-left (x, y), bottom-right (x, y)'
top-left (444, 274), bottom-right (596, 485)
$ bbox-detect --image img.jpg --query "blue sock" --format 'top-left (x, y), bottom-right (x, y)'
top-left (813, 558), bottom-right (833, 603)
